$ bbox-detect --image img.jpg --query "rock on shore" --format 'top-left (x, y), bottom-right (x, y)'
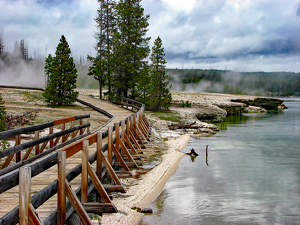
top-left (171, 92), bottom-right (285, 124)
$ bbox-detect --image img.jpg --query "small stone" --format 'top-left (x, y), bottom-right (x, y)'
top-left (141, 208), bottom-right (153, 213)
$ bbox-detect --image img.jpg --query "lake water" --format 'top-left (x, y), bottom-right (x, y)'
top-left (141, 99), bottom-right (300, 225)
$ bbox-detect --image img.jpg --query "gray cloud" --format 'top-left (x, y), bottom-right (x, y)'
top-left (1, 0), bottom-right (299, 72)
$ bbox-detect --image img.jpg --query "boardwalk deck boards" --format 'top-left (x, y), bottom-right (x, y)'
top-left (0, 94), bottom-right (150, 224)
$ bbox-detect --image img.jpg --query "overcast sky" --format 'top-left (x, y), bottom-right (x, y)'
top-left (1, 0), bottom-right (300, 72)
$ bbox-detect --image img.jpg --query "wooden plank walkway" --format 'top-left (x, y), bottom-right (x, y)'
top-left (77, 95), bottom-right (134, 130)
top-left (0, 95), bottom-right (135, 223)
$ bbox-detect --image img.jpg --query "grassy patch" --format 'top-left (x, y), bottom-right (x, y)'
top-left (17, 91), bottom-right (45, 102)
top-left (150, 111), bottom-right (182, 123)
top-left (50, 105), bottom-right (86, 110)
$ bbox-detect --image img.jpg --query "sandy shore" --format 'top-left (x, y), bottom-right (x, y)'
top-left (100, 133), bottom-right (191, 225)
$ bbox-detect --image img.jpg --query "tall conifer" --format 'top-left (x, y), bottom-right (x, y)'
top-left (149, 36), bottom-right (172, 110)
top-left (88, 0), bottom-right (116, 100)
top-left (43, 35), bottom-right (78, 106)
top-left (113, 0), bottom-right (150, 100)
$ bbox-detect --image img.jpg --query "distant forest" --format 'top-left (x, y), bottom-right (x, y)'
top-left (167, 69), bottom-right (300, 97)
top-left (1, 38), bottom-right (299, 97)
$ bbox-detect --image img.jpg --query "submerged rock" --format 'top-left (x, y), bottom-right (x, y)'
top-left (243, 106), bottom-right (267, 113)
top-left (251, 97), bottom-right (284, 110)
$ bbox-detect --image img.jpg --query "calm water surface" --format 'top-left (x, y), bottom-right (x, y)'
top-left (141, 99), bottom-right (300, 225)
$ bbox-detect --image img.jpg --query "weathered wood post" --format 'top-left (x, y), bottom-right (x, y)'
top-left (126, 117), bottom-right (130, 137)
top-left (58, 151), bottom-right (66, 224)
top-left (108, 126), bottom-right (112, 165)
top-left (96, 132), bottom-right (103, 181)
top-left (35, 130), bottom-right (39, 155)
top-left (121, 120), bottom-right (126, 150)
top-left (115, 122), bottom-right (120, 154)
top-left (19, 166), bottom-right (31, 225)
top-left (71, 121), bottom-right (75, 138)
top-left (80, 118), bottom-right (83, 135)
top-left (15, 135), bottom-right (21, 162)
top-left (50, 126), bottom-right (54, 148)
top-left (87, 117), bottom-right (90, 133)
top-left (61, 123), bottom-right (66, 142)
top-left (82, 140), bottom-right (89, 203)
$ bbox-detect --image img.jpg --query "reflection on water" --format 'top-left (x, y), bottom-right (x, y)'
top-left (141, 100), bottom-right (300, 225)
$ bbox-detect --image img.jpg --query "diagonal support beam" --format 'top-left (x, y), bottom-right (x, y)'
top-left (119, 139), bottom-right (138, 163)
top-left (29, 204), bottom-right (44, 225)
top-left (65, 180), bottom-right (92, 225)
top-left (87, 163), bottom-right (116, 205)
top-left (111, 143), bottom-right (131, 172)
top-left (124, 133), bottom-right (142, 155)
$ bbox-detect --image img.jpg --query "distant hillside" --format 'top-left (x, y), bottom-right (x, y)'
top-left (166, 69), bottom-right (300, 97)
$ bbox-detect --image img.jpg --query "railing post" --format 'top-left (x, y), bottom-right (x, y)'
top-left (50, 126), bottom-right (54, 148)
top-left (80, 119), bottom-right (83, 135)
top-left (108, 126), bottom-right (112, 165)
top-left (82, 140), bottom-right (89, 203)
top-left (115, 122), bottom-right (120, 154)
top-left (97, 132), bottom-right (103, 181)
top-left (126, 117), bottom-right (130, 137)
top-left (87, 117), bottom-right (90, 133)
top-left (58, 151), bottom-right (66, 224)
top-left (121, 120), bottom-right (125, 145)
top-left (15, 135), bottom-right (21, 162)
top-left (71, 121), bottom-right (75, 138)
top-left (35, 131), bottom-right (39, 155)
top-left (19, 166), bottom-right (31, 225)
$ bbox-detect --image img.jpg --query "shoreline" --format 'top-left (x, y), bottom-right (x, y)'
top-left (101, 134), bottom-right (191, 225)
top-left (101, 92), bottom-right (286, 225)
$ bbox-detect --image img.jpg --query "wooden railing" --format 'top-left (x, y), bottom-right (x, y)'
top-left (0, 100), bottom-right (150, 225)
top-left (121, 97), bottom-right (144, 112)
top-left (0, 114), bottom-right (90, 175)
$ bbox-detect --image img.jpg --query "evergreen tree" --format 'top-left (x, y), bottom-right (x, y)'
top-left (44, 54), bottom-right (52, 87)
top-left (20, 39), bottom-right (28, 60)
top-left (88, 0), bottom-right (116, 100)
top-left (136, 62), bottom-right (151, 104)
top-left (113, 0), bottom-right (150, 101)
top-left (43, 35), bottom-right (78, 106)
top-left (149, 36), bottom-right (172, 110)
top-left (0, 32), bottom-right (4, 55)
top-left (0, 93), bottom-right (6, 132)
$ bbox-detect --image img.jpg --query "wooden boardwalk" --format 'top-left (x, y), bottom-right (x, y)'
top-left (77, 95), bottom-right (134, 131)
top-left (0, 95), bottom-right (140, 224)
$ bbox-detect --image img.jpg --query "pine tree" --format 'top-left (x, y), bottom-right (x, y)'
top-left (0, 32), bottom-right (4, 55)
top-left (136, 62), bottom-right (151, 104)
top-left (44, 54), bottom-right (52, 87)
top-left (149, 36), bottom-right (172, 110)
top-left (20, 39), bottom-right (28, 60)
top-left (43, 35), bottom-right (78, 106)
top-left (113, 0), bottom-right (150, 101)
top-left (0, 93), bottom-right (6, 132)
top-left (88, 0), bottom-right (116, 100)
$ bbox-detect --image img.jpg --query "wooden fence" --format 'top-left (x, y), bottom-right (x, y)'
top-left (0, 100), bottom-right (150, 225)
top-left (0, 114), bottom-right (90, 175)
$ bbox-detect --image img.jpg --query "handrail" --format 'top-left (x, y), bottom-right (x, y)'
top-left (0, 115), bottom-right (90, 140)
top-left (0, 93), bottom-right (150, 225)
top-left (0, 114), bottom-right (91, 172)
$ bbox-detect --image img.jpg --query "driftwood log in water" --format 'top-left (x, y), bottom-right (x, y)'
top-left (168, 121), bottom-right (204, 130)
